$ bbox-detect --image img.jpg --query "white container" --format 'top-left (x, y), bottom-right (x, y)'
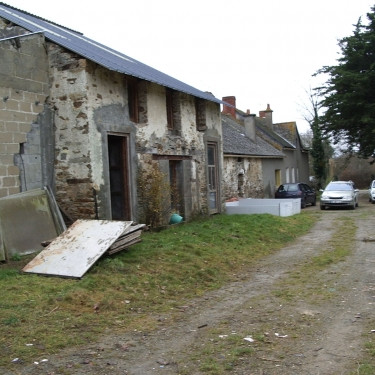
top-left (225, 198), bottom-right (301, 217)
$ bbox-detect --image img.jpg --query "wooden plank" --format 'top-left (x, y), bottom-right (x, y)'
top-left (107, 238), bottom-right (142, 255)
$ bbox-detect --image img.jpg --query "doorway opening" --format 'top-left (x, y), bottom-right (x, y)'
top-left (107, 134), bottom-right (131, 220)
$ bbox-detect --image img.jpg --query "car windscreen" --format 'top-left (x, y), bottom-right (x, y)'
top-left (279, 184), bottom-right (299, 192)
top-left (325, 183), bottom-right (353, 191)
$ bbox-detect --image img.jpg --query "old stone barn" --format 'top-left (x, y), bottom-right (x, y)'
top-left (0, 3), bottom-right (225, 226)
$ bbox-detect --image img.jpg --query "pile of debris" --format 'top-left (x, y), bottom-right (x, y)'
top-left (22, 219), bottom-right (146, 279)
top-left (0, 187), bottom-right (146, 279)
top-left (107, 223), bottom-right (145, 255)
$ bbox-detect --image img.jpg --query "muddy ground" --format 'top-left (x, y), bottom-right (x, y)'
top-left (5, 191), bottom-right (375, 375)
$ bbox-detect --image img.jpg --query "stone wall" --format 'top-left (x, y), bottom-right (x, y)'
top-left (223, 156), bottom-right (264, 200)
top-left (0, 20), bottom-right (224, 223)
top-left (48, 44), bottom-right (133, 220)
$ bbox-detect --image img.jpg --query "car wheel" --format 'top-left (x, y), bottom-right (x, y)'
top-left (312, 198), bottom-right (316, 206)
top-left (320, 205), bottom-right (325, 210)
top-left (301, 199), bottom-right (306, 209)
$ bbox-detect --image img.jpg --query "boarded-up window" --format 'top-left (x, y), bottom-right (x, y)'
top-left (166, 88), bottom-right (181, 132)
top-left (127, 77), bottom-right (139, 123)
top-left (169, 160), bottom-right (183, 214)
top-left (195, 98), bottom-right (207, 131)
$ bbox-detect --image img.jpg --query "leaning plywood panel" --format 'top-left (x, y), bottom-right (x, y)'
top-left (22, 219), bottom-right (132, 278)
top-left (0, 188), bottom-right (66, 259)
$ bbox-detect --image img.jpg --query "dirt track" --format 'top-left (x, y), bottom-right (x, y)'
top-left (5, 191), bottom-right (375, 375)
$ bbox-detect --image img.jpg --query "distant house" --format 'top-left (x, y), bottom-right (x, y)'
top-left (222, 97), bottom-right (309, 199)
top-left (0, 3), bottom-right (225, 225)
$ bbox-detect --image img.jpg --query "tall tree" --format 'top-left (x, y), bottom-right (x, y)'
top-left (316, 5), bottom-right (375, 161)
top-left (302, 90), bottom-right (332, 189)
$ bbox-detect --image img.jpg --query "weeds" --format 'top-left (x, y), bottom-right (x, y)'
top-left (272, 216), bottom-right (356, 304)
top-left (137, 163), bottom-right (172, 227)
top-left (176, 214), bottom-right (363, 373)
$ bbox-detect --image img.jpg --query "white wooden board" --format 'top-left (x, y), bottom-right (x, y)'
top-left (22, 219), bottom-right (132, 278)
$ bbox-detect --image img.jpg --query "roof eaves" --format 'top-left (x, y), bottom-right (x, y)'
top-left (223, 152), bottom-right (284, 159)
top-left (0, 3), bottom-right (224, 105)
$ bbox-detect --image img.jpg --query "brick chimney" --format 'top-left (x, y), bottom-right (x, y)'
top-left (222, 96), bottom-right (236, 118)
top-left (259, 104), bottom-right (273, 128)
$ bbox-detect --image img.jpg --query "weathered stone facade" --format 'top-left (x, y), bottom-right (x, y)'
top-left (0, 17), bottom-right (224, 225)
top-left (223, 157), bottom-right (264, 199)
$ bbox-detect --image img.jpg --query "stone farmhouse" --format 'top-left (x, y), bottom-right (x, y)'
top-left (222, 97), bottom-right (309, 200)
top-left (0, 3), bottom-right (225, 225)
top-left (0, 3), bottom-right (310, 227)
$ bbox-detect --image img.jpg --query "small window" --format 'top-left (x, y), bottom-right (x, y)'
top-left (207, 142), bottom-right (219, 212)
top-left (127, 77), bottom-right (139, 123)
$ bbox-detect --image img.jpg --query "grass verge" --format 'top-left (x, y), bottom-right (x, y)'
top-left (0, 211), bottom-right (316, 368)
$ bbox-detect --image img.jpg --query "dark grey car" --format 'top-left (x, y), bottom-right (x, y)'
top-left (275, 183), bottom-right (317, 208)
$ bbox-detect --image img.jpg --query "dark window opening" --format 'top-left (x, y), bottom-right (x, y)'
top-left (108, 135), bottom-right (131, 220)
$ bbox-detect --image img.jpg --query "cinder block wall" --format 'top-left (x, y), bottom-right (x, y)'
top-left (0, 26), bottom-right (49, 197)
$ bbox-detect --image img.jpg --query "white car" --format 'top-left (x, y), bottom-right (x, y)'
top-left (368, 180), bottom-right (375, 203)
top-left (320, 181), bottom-right (359, 210)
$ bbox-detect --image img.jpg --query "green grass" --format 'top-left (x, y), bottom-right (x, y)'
top-left (0, 212), bottom-right (317, 367)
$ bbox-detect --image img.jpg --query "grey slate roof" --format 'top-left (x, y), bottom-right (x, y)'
top-left (234, 108), bottom-right (299, 150)
top-left (222, 114), bottom-right (284, 158)
top-left (0, 2), bottom-right (222, 105)
top-left (256, 121), bottom-right (296, 149)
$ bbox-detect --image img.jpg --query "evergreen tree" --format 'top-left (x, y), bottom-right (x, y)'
top-left (302, 90), bottom-right (332, 189)
top-left (310, 111), bottom-right (327, 189)
top-left (316, 5), bottom-right (375, 161)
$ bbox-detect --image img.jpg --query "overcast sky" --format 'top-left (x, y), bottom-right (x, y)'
top-left (4, 0), bottom-right (375, 133)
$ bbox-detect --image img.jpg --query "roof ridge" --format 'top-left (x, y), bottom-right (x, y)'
top-left (0, 2), bottom-right (83, 35)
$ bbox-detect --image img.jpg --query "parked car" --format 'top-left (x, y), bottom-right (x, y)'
top-left (320, 181), bottom-right (359, 210)
top-left (368, 180), bottom-right (375, 203)
top-left (275, 182), bottom-right (316, 208)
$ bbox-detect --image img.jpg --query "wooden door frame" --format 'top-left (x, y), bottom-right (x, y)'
top-left (107, 133), bottom-right (131, 220)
